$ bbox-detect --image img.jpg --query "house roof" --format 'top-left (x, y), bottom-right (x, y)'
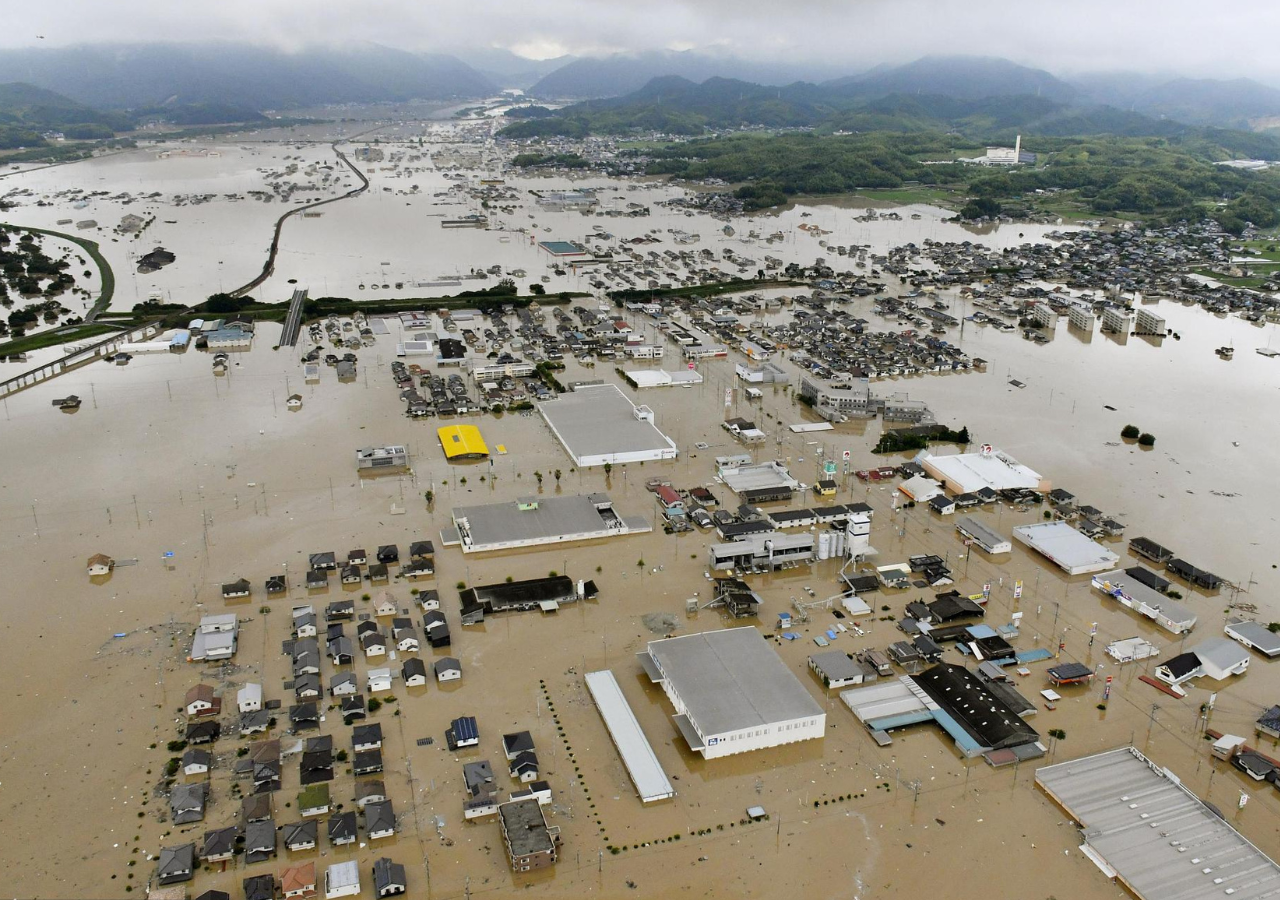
top-left (283, 819), bottom-right (318, 847)
top-left (353, 723), bottom-right (383, 745)
top-left (435, 657), bottom-right (461, 674)
top-left (1194, 637), bottom-right (1251, 671)
top-left (185, 684), bottom-right (215, 705)
top-left (450, 716), bottom-right (478, 743)
top-left (1160, 651), bottom-right (1203, 679)
top-left (365, 799), bottom-right (395, 834)
top-left (243, 874), bottom-right (275, 900)
top-left (201, 826), bottom-right (237, 858)
top-left (402, 657), bottom-right (427, 679)
top-left (281, 862), bottom-right (316, 895)
top-left (328, 810), bottom-right (357, 842)
top-left (157, 843), bottom-right (194, 878)
top-left (373, 858), bottom-right (406, 892)
top-left (503, 731), bottom-right (535, 756)
top-left (241, 792), bottom-right (273, 822)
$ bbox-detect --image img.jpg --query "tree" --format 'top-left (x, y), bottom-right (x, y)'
top-left (205, 292), bottom-right (246, 314)
top-left (529, 283), bottom-right (545, 295)
top-left (959, 196), bottom-right (1002, 220)
top-left (554, 469), bottom-right (562, 483)
top-left (1121, 424), bottom-right (1140, 440)
top-left (1138, 432), bottom-right (1156, 447)
top-left (603, 462), bottom-right (613, 477)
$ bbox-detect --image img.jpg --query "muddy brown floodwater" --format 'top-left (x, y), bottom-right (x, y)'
top-left (2, 127), bottom-right (1280, 899)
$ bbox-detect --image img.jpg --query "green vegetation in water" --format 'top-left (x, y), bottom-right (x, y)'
top-left (874, 425), bottom-right (970, 454)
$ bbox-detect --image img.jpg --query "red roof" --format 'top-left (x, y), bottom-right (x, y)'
top-left (655, 486), bottom-right (681, 506)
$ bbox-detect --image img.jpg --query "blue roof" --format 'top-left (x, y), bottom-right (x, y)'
top-left (864, 710), bottom-right (936, 731)
top-left (931, 708), bottom-right (987, 754)
top-left (966, 624), bottom-right (998, 639)
top-left (1016, 648), bottom-right (1054, 664)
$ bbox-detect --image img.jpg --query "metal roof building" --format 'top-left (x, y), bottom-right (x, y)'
top-left (1225, 618), bottom-right (1280, 658)
top-left (437, 424), bottom-right (489, 460)
top-left (539, 384), bottom-right (677, 466)
top-left (585, 670), bottom-right (675, 803)
top-left (954, 516), bottom-right (1012, 554)
top-left (1036, 746), bottom-right (1280, 900)
top-left (639, 628), bottom-right (825, 759)
top-left (1013, 521), bottom-right (1120, 575)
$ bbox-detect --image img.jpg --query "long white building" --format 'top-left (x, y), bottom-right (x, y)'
top-left (638, 628), bottom-right (825, 759)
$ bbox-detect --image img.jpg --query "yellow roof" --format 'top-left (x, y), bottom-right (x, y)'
top-left (437, 424), bottom-right (489, 459)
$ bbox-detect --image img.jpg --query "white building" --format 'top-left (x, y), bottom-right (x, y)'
top-left (325, 861), bottom-right (361, 899)
top-left (638, 628), bottom-right (825, 759)
top-left (919, 446), bottom-right (1048, 495)
top-left (983, 136), bottom-right (1035, 165)
top-left (190, 614), bottom-right (238, 661)
top-left (238, 683), bottom-right (263, 713)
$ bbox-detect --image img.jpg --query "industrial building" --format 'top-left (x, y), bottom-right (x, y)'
top-left (437, 424), bottom-right (489, 460)
top-left (1036, 746), bottom-right (1280, 900)
top-left (539, 384), bottom-right (678, 466)
top-left (1013, 522), bottom-right (1120, 575)
top-left (707, 531), bottom-right (815, 571)
top-left (356, 446), bottom-right (409, 471)
top-left (919, 447), bottom-right (1048, 495)
top-left (443, 493), bottom-right (650, 554)
top-left (584, 670), bottom-right (675, 803)
top-left (1092, 569), bottom-right (1197, 634)
top-left (841, 665), bottom-right (1041, 759)
top-left (639, 628), bottom-right (825, 759)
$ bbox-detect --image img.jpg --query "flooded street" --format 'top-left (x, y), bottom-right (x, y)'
top-left (1, 120), bottom-right (1279, 900)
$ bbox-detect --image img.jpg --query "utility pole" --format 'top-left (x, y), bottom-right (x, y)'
top-left (1146, 703), bottom-right (1159, 748)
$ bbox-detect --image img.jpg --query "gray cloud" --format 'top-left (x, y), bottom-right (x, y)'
top-left (4, 0), bottom-right (1278, 80)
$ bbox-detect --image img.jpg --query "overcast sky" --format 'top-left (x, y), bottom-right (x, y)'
top-left (5, 0), bottom-right (1279, 80)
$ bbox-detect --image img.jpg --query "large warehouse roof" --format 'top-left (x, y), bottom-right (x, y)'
top-left (437, 424), bottom-right (489, 459)
top-left (645, 628), bottom-right (823, 736)
top-left (1037, 747), bottom-right (1280, 900)
top-left (920, 448), bottom-right (1046, 494)
top-left (1013, 521), bottom-right (1120, 575)
top-left (539, 384), bottom-right (677, 466)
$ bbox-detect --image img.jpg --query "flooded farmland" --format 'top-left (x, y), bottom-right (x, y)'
top-left (2, 115), bottom-right (1280, 900)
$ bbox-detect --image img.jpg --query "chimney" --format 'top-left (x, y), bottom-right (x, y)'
top-left (1014, 134), bottom-right (1022, 161)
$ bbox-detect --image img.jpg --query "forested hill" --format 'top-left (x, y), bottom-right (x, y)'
top-left (499, 75), bottom-right (1280, 147)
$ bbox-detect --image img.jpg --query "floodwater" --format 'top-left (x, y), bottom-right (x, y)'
top-left (2, 118), bottom-right (1280, 899)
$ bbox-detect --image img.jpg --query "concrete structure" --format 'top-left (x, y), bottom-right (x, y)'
top-left (356, 446), bottom-right (409, 471)
top-left (639, 628), bottom-right (825, 759)
top-left (1066, 305), bottom-right (1095, 331)
top-left (1014, 522), bottom-right (1119, 575)
top-left (919, 448), bottom-right (1048, 495)
top-left (719, 460), bottom-right (800, 498)
top-left (1092, 569), bottom-right (1197, 634)
top-left (445, 493), bottom-right (649, 554)
top-left (539, 384), bottom-right (677, 466)
top-left (584, 670), bottom-right (675, 803)
top-left (497, 798), bottom-right (560, 872)
top-left (1134, 308), bottom-right (1167, 336)
top-left (983, 137), bottom-right (1035, 165)
top-left (954, 516), bottom-right (1011, 554)
top-left (1036, 746), bottom-right (1280, 900)
top-left (1101, 306), bottom-right (1131, 334)
top-left (437, 424), bottom-right (488, 460)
